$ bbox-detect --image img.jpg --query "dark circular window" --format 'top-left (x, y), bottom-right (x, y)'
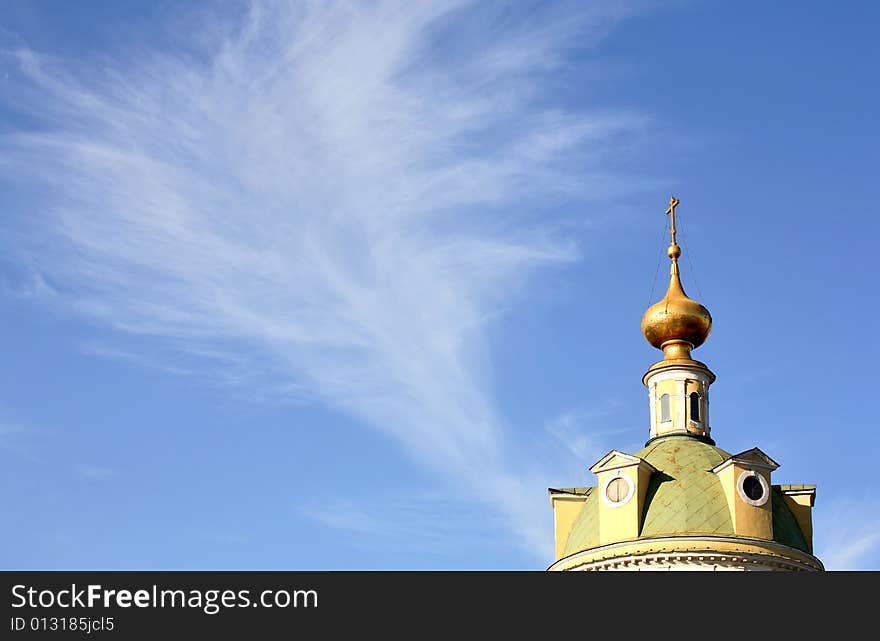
top-left (605, 477), bottom-right (629, 503)
top-left (742, 475), bottom-right (764, 501)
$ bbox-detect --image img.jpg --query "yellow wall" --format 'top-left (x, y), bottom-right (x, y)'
top-left (551, 496), bottom-right (587, 560)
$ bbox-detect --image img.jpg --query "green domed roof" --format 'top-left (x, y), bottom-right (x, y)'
top-left (562, 435), bottom-right (808, 557)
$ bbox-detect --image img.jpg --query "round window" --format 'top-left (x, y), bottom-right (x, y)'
top-left (736, 471), bottom-right (770, 507)
top-left (602, 474), bottom-right (634, 508)
top-left (742, 475), bottom-right (764, 501)
top-left (605, 477), bottom-right (628, 502)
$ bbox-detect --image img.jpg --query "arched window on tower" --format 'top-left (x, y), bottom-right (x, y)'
top-left (659, 394), bottom-right (671, 423)
top-left (689, 392), bottom-right (701, 422)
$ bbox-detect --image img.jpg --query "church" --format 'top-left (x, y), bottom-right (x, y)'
top-left (548, 197), bottom-right (823, 571)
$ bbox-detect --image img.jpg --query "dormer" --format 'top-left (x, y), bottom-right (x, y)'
top-left (589, 450), bottom-right (657, 545)
top-left (712, 448), bottom-right (779, 540)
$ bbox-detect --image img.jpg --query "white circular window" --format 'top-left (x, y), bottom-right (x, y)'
top-left (736, 470), bottom-right (770, 507)
top-left (601, 473), bottom-right (635, 508)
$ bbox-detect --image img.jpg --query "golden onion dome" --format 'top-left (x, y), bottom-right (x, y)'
top-left (641, 197), bottom-right (712, 362)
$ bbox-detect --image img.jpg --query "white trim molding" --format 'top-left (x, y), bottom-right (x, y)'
top-left (547, 535), bottom-right (824, 572)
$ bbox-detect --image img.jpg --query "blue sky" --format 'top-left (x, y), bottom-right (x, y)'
top-left (0, 0), bottom-right (877, 570)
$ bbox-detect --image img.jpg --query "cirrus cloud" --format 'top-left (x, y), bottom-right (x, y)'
top-left (0, 0), bottom-right (652, 559)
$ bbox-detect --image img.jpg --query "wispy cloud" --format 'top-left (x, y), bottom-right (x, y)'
top-left (814, 496), bottom-right (880, 570)
top-left (73, 464), bottom-right (116, 481)
top-left (0, 421), bottom-right (47, 463)
top-left (1, 1), bottom-right (652, 559)
top-left (298, 490), bottom-right (507, 560)
top-left (544, 400), bottom-right (639, 462)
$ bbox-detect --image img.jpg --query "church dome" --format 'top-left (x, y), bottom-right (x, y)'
top-left (561, 435), bottom-right (809, 557)
top-left (548, 196), bottom-right (821, 572)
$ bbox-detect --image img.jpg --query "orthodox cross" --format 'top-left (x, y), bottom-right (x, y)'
top-left (665, 196), bottom-right (680, 247)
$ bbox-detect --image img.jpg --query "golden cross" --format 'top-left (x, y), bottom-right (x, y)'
top-left (665, 196), bottom-right (680, 246)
